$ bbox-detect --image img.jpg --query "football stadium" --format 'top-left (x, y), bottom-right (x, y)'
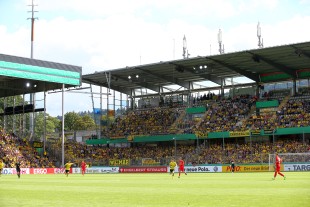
top-left (1, 2), bottom-right (310, 207)
top-left (1, 42), bottom-right (310, 206)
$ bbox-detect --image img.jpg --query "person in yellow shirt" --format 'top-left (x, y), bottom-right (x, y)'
top-left (64, 161), bottom-right (74, 177)
top-left (169, 159), bottom-right (177, 178)
top-left (0, 159), bottom-right (4, 177)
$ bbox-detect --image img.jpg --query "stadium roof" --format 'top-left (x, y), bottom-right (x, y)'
top-left (0, 54), bottom-right (82, 98)
top-left (83, 41), bottom-right (310, 96)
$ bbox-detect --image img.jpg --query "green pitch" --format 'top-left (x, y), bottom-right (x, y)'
top-left (0, 172), bottom-right (309, 207)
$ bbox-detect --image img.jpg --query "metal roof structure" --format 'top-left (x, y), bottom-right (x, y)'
top-left (83, 41), bottom-right (310, 96)
top-left (0, 53), bottom-right (82, 98)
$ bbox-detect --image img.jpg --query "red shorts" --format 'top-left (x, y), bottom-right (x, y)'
top-left (276, 165), bottom-right (280, 172)
top-left (179, 166), bottom-right (184, 171)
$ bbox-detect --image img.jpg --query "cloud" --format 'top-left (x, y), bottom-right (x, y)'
top-left (0, 25), bottom-right (30, 57)
top-left (1, 0), bottom-right (310, 116)
top-left (259, 15), bottom-right (310, 47)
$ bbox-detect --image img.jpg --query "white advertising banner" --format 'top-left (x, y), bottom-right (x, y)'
top-left (284, 164), bottom-right (310, 171)
top-left (2, 168), bottom-right (30, 175)
top-left (170, 165), bottom-right (222, 173)
top-left (72, 167), bottom-right (119, 174)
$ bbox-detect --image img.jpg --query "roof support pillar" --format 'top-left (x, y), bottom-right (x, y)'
top-left (3, 97), bottom-right (6, 132)
top-left (188, 81), bottom-right (194, 107)
top-left (221, 78), bottom-right (225, 97)
top-left (256, 83), bottom-right (260, 98)
top-left (293, 79), bottom-right (296, 96)
top-left (130, 89), bottom-right (135, 110)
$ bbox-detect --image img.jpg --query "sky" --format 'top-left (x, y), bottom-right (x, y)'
top-left (1, 0), bottom-right (310, 116)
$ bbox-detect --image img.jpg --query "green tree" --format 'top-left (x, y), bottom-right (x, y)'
top-left (76, 114), bottom-right (96, 130)
top-left (64, 112), bottom-right (81, 131)
top-left (49, 116), bottom-right (61, 132)
top-left (34, 112), bottom-right (61, 139)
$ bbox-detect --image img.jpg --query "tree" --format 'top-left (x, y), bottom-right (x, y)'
top-left (49, 116), bottom-right (61, 132)
top-left (79, 115), bottom-right (96, 130)
top-left (34, 112), bottom-right (59, 139)
top-left (64, 112), bottom-right (81, 131)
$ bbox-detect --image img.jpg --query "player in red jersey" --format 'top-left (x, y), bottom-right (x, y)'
top-left (178, 157), bottom-right (187, 178)
top-left (81, 160), bottom-right (87, 176)
top-left (273, 153), bottom-right (286, 180)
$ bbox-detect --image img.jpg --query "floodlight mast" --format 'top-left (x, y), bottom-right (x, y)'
top-left (27, 0), bottom-right (38, 140)
top-left (28, 0), bottom-right (38, 59)
top-left (257, 22), bottom-right (264, 48)
top-left (218, 29), bottom-right (224, 54)
top-left (183, 35), bottom-right (190, 59)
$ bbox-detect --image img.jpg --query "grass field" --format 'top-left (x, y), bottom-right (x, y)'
top-left (0, 172), bottom-right (309, 207)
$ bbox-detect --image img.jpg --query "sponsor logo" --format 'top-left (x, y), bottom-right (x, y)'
top-left (3, 168), bottom-right (13, 174)
top-left (54, 168), bottom-right (66, 174)
top-left (85, 167), bottom-right (119, 174)
top-left (120, 167), bottom-right (167, 173)
top-left (33, 168), bottom-right (47, 174)
top-left (180, 166), bottom-right (221, 173)
top-left (109, 159), bottom-right (130, 166)
top-left (2, 168), bottom-right (29, 174)
top-left (286, 164), bottom-right (310, 171)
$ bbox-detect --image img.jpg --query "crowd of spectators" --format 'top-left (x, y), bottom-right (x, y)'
top-left (196, 140), bottom-right (310, 164)
top-left (249, 96), bottom-right (310, 130)
top-left (46, 138), bottom-right (310, 167)
top-left (192, 92), bottom-right (218, 106)
top-left (192, 95), bottom-right (256, 133)
top-left (0, 129), bottom-right (55, 168)
top-left (275, 97), bottom-right (310, 128)
top-left (49, 139), bottom-right (195, 167)
top-left (2, 128), bottom-right (309, 168)
top-left (96, 92), bottom-right (310, 142)
top-left (106, 107), bottom-right (182, 137)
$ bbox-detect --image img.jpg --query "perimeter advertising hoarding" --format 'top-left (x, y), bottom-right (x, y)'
top-left (2, 168), bottom-right (30, 175)
top-left (72, 167), bottom-right (119, 174)
top-left (171, 165), bottom-right (222, 173)
top-left (2, 168), bottom-right (117, 174)
top-left (120, 166), bottom-right (167, 173)
top-left (229, 131), bottom-right (250, 137)
top-left (284, 164), bottom-right (310, 171)
top-left (222, 165), bottom-right (270, 172)
top-left (2, 168), bottom-right (51, 175)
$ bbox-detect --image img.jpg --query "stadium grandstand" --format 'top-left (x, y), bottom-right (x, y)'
top-left (1, 41), bottom-right (310, 168)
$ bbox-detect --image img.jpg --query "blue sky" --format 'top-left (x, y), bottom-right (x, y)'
top-left (1, 0), bottom-right (310, 116)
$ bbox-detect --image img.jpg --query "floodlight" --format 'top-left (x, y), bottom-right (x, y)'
top-left (257, 22), bottom-right (261, 37)
top-left (183, 35), bottom-right (187, 48)
top-left (218, 29), bottom-right (222, 43)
